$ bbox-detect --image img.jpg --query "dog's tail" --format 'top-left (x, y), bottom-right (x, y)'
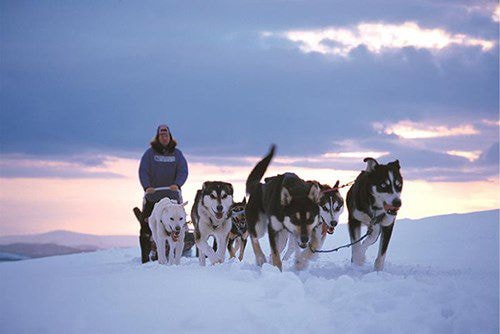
top-left (246, 144), bottom-right (276, 195)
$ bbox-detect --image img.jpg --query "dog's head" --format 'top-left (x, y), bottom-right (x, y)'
top-left (201, 181), bottom-right (234, 221)
top-left (157, 199), bottom-right (188, 238)
top-left (229, 197), bottom-right (247, 233)
top-left (318, 181), bottom-right (344, 232)
top-left (281, 178), bottom-right (321, 249)
top-left (364, 157), bottom-right (403, 216)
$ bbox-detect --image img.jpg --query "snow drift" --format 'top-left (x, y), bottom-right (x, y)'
top-left (0, 210), bottom-right (498, 333)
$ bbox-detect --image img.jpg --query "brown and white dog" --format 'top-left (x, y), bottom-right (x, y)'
top-left (227, 198), bottom-right (248, 261)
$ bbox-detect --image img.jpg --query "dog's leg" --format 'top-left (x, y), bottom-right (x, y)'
top-left (276, 230), bottom-right (289, 255)
top-left (229, 237), bottom-right (240, 259)
top-left (374, 223), bottom-right (394, 271)
top-left (349, 218), bottom-right (366, 266)
top-left (198, 246), bottom-right (206, 266)
top-left (250, 235), bottom-right (267, 266)
top-left (238, 234), bottom-right (248, 261)
top-left (283, 234), bottom-right (297, 261)
top-left (267, 226), bottom-right (283, 271)
top-left (157, 235), bottom-right (168, 265)
top-left (354, 223), bottom-right (381, 266)
top-left (227, 235), bottom-right (237, 259)
top-left (175, 233), bottom-right (185, 265)
top-left (295, 226), bottom-right (323, 270)
top-left (196, 235), bottom-right (219, 265)
top-left (214, 232), bottom-right (228, 263)
top-left (167, 238), bottom-right (175, 265)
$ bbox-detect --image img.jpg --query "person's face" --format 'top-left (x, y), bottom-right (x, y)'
top-left (158, 128), bottom-right (171, 146)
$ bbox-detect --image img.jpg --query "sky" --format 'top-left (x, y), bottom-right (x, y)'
top-left (0, 0), bottom-right (498, 236)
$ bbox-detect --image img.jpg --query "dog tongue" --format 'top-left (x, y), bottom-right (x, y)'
top-left (383, 203), bottom-right (399, 212)
top-left (216, 212), bottom-right (223, 219)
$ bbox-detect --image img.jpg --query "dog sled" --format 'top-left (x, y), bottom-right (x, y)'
top-left (133, 188), bottom-right (195, 262)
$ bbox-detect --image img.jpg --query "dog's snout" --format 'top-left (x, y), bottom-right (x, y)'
top-left (300, 235), bottom-right (308, 244)
top-left (175, 226), bottom-right (181, 231)
top-left (392, 198), bottom-right (402, 208)
top-left (216, 205), bottom-right (223, 212)
top-left (332, 221), bottom-right (338, 227)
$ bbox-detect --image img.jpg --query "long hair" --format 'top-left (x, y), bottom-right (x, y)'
top-left (150, 131), bottom-right (178, 154)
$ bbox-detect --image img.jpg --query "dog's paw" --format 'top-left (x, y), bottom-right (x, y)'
top-left (374, 258), bottom-right (385, 271)
top-left (255, 255), bottom-right (267, 266)
top-left (351, 253), bottom-right (366, 266)
top-left (294, 259), bottom-right (308, 271)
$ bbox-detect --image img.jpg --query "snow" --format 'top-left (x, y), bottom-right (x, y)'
top-left (0, 230), bottom-right (137, 249)
top-left (0, 210), bottom-right (498, 334)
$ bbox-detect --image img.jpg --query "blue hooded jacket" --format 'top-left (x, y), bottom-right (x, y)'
top-left (139, 147), bottom-right (188, 191)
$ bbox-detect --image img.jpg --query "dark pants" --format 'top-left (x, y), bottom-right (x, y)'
top-left (139, 200), bottom-right (156, 263)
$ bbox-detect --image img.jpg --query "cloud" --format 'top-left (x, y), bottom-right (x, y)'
top-left (374, 120), bottom-right (479, 139)
top-left (0, 154), bottom-right (125, 179)
top-left (494, 5), bottom-right (500, 23)
top-left (446, 150), bottom-right (482, 162)
top-left (481, 119), bottom-right (500, 127)
top-left (476, 142), bottom-right (500, 166)
top-left (265, 21), bottom-right (496, 58)
top-left (323, 151), bottom-right (389, 159)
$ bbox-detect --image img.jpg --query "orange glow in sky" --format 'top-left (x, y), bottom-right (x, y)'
top-left (0, 156), bottom-right (498, 236)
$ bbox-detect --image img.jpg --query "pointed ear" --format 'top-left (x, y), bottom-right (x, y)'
top-left (182, 201), bottom-right (189, 207)
top-left (308, 182), bottom-right (321, 203)
top-left (363, 157), bottom-right (379, 172)
top-left (389, 159), bottom-right (401, 170)
top-left (202, 182), bottom-right (209, 191)
top-left (334, 180), bottom-right (340, 188)
top-left (281, 187), bottom-right (292, 206)
top-left (242, 197), bottom-right (247, 205)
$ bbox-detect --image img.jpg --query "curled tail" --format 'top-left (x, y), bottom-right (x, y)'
top-left (246, 145), bottom-right (276, 195)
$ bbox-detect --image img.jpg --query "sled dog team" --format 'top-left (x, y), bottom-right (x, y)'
top-left (149, 145), bottom-right (403, 271)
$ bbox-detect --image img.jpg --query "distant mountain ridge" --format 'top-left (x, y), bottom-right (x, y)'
top-left (0, 230), bottom-right (137, 249)
top-left (0, 209), bottom-right (497, 261)
top-left (0, 230), bottom-right (137, 261)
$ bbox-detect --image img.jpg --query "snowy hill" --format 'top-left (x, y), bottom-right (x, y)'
top-left (0, 230), bottom-right (137, 260)
top-left (0, 210), bottom-right (498, 333)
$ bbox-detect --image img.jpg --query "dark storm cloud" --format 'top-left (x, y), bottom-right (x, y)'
top-left (0, 0), bottom-right (497, 182)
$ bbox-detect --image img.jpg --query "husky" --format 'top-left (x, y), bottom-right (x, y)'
top-left (284, 181), bottom-right (344, 270)
top-left (227, 198), bottom-right (248, 261)
top-left (347, 157), bottom-right (403, 271)
top-left (191, 181), bottom-right (234, 266)
top-left (246, 145), bottom-right (321, 271)
top-left (148, 198), bottom-right (188, 265)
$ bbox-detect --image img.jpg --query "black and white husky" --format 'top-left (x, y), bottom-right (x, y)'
top-left (246, 145), bottom-right (321, 271)
top-left (191, 181), bottom-right (234, 266)
top-left (347, 157), bottom-right (403, 271)
top-left (227, 198), bottom-right (248, 261)
top-left (284, 181), bottom-right (344, 270)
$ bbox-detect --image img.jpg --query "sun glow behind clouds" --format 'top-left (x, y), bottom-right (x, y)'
top-left (374, 120), bottom-right (479, 139)
top-left (265, 21), bottom-right (496, 57)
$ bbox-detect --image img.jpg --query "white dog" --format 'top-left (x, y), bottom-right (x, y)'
top-left (148, 198), bottom-right (188, 265)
